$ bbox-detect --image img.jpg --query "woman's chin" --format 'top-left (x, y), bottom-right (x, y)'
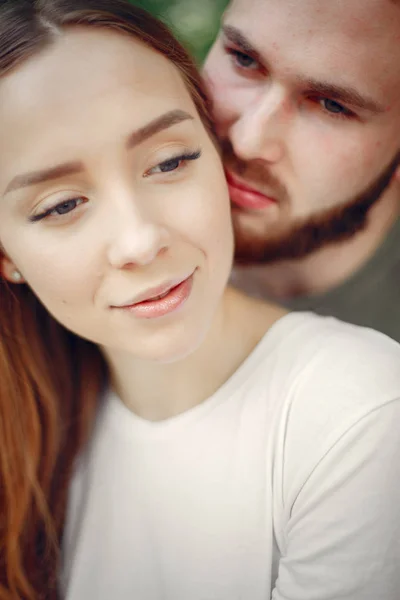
top-left (102, 323), bottom-right (210, 366)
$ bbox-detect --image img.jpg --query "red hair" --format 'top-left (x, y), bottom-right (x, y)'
top-left (0, 1), bottom-right (214, 597)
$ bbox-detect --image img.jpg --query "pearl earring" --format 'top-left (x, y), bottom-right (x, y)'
top-left (11, 270), bottom-right (22, 282)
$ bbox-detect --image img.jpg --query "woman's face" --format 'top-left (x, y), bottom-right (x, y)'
top-left (0, 28), bottom-right (233, 363)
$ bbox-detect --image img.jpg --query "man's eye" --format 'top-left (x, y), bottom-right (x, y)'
top-left (320, 98), bottom-right (353, 117)
top-left (227, 48), bottom-right (259, 70)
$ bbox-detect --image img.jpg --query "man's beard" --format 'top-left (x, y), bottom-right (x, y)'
top-left (221, 139), bottom-right (400, 265)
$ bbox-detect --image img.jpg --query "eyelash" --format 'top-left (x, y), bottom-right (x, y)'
top-left (144, 149), bottom-right (201, 177)
top-left (29, 149), bottom-right (202, 223)
top-left (308, 97), bottom-right (355, 120)
top-left (225, 46), bottom-right (262, 73)
top-left (225, 46), bottom-right (356, 121)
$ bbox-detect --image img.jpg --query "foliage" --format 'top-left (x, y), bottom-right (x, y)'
top-left (130, 0), bottom-right (228, 63)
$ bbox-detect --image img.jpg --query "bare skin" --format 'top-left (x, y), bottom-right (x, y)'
top-left (204, 0), bottom-right (400, 299)
top-left (0, 28), bottom-right (285, 421)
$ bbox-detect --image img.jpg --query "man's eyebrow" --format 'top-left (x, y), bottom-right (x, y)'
top-left (301, 79), bottom-right (385, 114)
top-left (126, 109), bottom-right (194, 149)
top-left (221, 25), bottom-right (385, 115)
top-left (4, 109), bottom-right (194, 196)
top-left (221, 25), bottom-right (264, 63)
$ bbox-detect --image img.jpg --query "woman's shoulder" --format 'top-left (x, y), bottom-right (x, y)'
top-left (273, 310), bottom-right (400, 384)
top-left (269, 312), bottom-right (400, 375)
top-left (264, 313), bottom-right (400, 521)
top-left (232, 289), bottom-right (400, 390)
top-left (234, 296), bottom-right (400, 411)
top-left (267, 311), bottom-right (400, 445)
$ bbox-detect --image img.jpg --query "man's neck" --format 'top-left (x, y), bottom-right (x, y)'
top-left (234, 187), bottom-right (399, 301)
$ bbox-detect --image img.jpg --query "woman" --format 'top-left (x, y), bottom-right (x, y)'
top-left (0, 1), bottom-right (399, 599)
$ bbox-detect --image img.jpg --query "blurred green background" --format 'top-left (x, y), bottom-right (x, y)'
top-left (130, 0), bottom-right (229, 63)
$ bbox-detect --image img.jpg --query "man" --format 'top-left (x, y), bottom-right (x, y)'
top-left (203, 0), bottom-right (400, 341)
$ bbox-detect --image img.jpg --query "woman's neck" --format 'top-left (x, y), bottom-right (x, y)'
top-left (103, 287), bottom-right (286, 422)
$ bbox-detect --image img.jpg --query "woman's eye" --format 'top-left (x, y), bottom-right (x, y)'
top-left (30, 197), bottom-right (85, 222)
top-left (146, 150), bottom-right (201, 177)
top-left (153, 157), bottom-right (181, 174)
top-left (52, 198), bottom-right (82, 215)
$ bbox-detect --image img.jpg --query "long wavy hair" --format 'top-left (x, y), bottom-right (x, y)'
top-left (0, 1), bottom-right (214, 597)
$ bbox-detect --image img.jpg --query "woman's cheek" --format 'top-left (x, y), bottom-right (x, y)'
top-left (12, 231), bottom-right (97, 304)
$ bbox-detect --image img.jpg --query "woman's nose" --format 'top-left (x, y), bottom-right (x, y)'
top-left (106, 202), bottom-right (171, 269)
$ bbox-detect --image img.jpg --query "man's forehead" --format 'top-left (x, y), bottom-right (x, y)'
top-left (224, 0), bottom-right (400, 99)
top-left (226, 0), bottom-right (400, 43)
top-left (227, 0), bottom-right (400, 19)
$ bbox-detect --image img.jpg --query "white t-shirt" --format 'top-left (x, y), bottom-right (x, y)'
top-left (61, 312), bottom-right (400, 600)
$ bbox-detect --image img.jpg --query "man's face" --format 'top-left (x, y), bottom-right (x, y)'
top-left (204, 0), bottom-right (400, 263)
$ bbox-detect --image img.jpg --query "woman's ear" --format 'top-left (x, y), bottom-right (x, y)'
top-left (1, 255), bottom-right (25, 284)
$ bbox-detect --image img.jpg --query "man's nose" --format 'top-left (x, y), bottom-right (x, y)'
top-left (229, 86), bottom-right (290, 164)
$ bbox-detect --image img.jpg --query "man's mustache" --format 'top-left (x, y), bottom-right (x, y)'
top-left (219, 138), bottom-right (287, 199)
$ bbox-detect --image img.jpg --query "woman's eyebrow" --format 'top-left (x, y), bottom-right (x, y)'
top-left (4, 161), bottom-right (84, 196)
top-left (3, 109), bottom-right (194, 197)
top-left (126, 109), bottom-right (194, 149)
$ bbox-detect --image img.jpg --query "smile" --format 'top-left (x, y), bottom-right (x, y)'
top-left (111, 272), bottom-right (195, 319)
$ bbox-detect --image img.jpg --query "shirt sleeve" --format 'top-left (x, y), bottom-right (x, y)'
top-left (272, 397), bottom-right (400, 600)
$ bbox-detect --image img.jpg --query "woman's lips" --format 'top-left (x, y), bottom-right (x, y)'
top-left (225, 170), bottom-right (277, 211)
top-left (114, 273), bottom-right (194, 319)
